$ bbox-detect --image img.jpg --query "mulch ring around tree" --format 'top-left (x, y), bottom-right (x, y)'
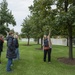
top-left (58, 57), bottom-right (75, 65)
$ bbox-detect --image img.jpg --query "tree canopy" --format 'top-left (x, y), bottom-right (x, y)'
top-left (0, 0), bottom-right (16, 35)
top-left (28, 0), bottom-right (75, 59)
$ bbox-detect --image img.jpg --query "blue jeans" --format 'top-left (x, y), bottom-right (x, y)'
top-left (15, 48), bottom-right (20, 59)
top-left (6, 58), bottom-right (13, 71)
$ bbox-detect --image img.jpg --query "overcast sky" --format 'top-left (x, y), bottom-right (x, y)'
top-left (0, 0), bottom-right (34, 34)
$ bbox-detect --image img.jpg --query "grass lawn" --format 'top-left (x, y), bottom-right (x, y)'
top-left (0, 41), bottom-right (75, 75)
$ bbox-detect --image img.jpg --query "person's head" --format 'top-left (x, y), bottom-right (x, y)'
top-left (9, 31), bottom-right (14, 37)
top-left (43, 35), bottom-right (47, 39)
top-left (14, 35), bottom-right (18, 39)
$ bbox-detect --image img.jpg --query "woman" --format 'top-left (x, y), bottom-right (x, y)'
top-left (43, 35), bottom-right (52, 63)
top-left (6, 32), bottom-right (16, 72)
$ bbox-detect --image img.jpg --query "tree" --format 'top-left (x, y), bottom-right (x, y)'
top-left (29, 0), bottom-right (75, 60)
top-left (0, 0), bottom-right (16, 35)
top-left (21, 17), bottom-right (33, 45)
top-left (54, 0), bottom-right (75, 59)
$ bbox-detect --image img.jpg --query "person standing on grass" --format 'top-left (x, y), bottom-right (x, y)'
top-left (43, 34), bottom-right (52, 63)
top-left (0, 34), bottom-right (4, 64)
top-left (6, 32), bottom-right (16, 72)
top-left (14, 34), bottom-right (20, 60)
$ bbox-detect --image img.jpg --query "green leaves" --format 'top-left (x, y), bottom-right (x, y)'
top-left (29, 0), bottom-right (56, 37)
top-left (29, 0), bottom-right (75, 37)
top-left (21, 17), bottom-right (33, 38)
top-left (0, 0), bottom-right (16, 35)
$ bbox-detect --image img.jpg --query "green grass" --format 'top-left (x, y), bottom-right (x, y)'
top-left (0, 42), bottom-right (75, 75)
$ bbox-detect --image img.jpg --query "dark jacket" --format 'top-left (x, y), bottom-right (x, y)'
top-left (0, 38), bottom-right (4, 52)
top-left (6, 35), bottom-right (16, 58)
top-left (43, 38), bottom-right (49, 50)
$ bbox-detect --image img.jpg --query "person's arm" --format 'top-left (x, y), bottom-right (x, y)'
top-left (5, 31), bottom-right (9, 41)
top-left (6, 31), bottom-right (9, 37)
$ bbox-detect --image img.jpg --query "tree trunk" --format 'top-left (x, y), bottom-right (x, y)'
top-left (67, 37), bottom-right (68, 46)
top-left (37, 37), bottom-right (40, 44)
top-left (67, 37), bottom-right (70, 46)
top-left (27, 37), bottom-right (30, 45)
top-left (65, 0), bottom-right (68, 12)
top-left (68, 24), bottom-right (73, 59)
top-left (65, 0), bottom-right (73, 59)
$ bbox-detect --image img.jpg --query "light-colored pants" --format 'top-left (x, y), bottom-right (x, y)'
top-left (15, 48), bottom-right (20, 59)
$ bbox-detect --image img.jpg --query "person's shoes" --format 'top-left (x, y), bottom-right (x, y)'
top-left (7, 69), bottom-right (13, 72)
top-left (7, 70), bottom-right (13, 72)
top-left (11, 64), bottom-right (13, 66)
top-left (48, 62), bottom-right (51, 63)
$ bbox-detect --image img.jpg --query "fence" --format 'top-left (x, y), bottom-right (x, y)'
top-left (21, 38), bottom-right (75, 46)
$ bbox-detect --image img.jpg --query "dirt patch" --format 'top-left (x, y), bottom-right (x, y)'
top-left (58, 57), bottom-right (75, 65)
